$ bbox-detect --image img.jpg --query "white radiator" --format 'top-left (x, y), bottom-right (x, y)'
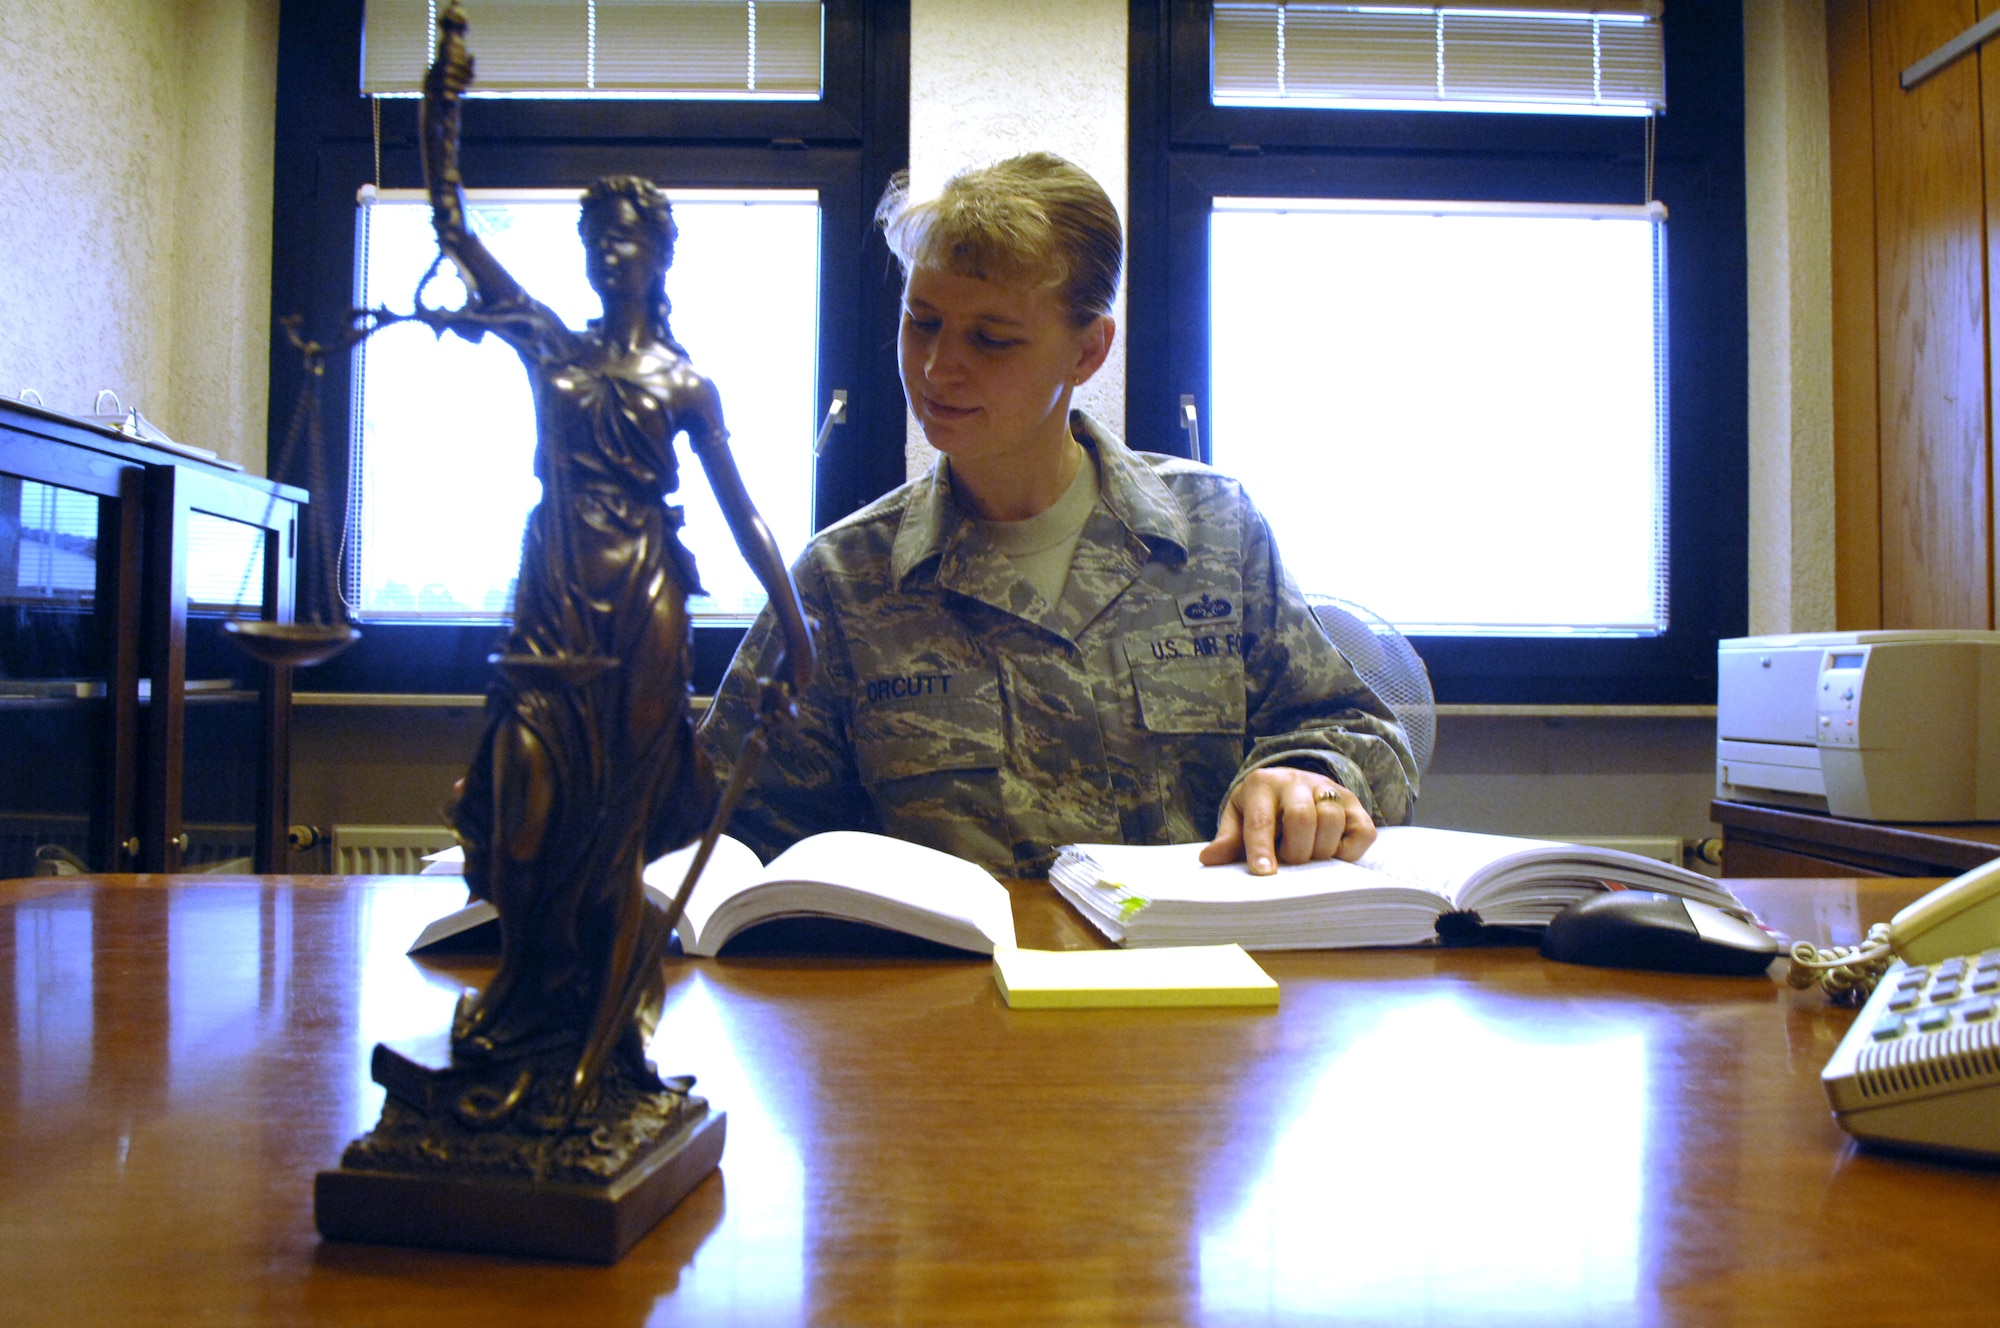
top-left (328, 824), bottom-right (459, 875)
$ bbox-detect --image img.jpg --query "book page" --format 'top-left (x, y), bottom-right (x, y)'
top-left (757, 831), bottom-right (1015, 943)
top-left (1355, 827), bottom-right (1742, 914)
top-left (1349, 827), bottom-right (1570, 903)
top-left (641, 835), bottom-right (767, 947)
top-left (1063, 842), bottom-right (1407, 904)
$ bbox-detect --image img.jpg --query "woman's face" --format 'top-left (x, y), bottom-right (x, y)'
top-left (583, 197), bottom-right (663, 306)
top-left (898, 266), bottom-right (1106, 471)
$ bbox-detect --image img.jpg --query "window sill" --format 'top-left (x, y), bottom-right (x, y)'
top-left (1436, 704), bottom-right (1715, 719)
top-left (293, 691), bottom-right (717, 715)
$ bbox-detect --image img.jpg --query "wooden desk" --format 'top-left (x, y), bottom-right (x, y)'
top-left (4, 873), bottom-right (1998, 1325)
top-left (1712, 798), bottom-right (2000, 878)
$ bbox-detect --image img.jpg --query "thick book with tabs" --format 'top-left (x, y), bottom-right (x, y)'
top-left (409, 831), bottom-right (1015, 957)
top-left (1048, 827), bottom-right (1747, 950)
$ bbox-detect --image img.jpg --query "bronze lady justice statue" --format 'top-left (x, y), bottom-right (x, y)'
top-left (421, 5), bottom-right (810, 1123)
top-left (318, 8), bottom-right (812, 1251)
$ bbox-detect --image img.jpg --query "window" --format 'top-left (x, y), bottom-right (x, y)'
top-left (1127, 0), bottom-right (1745, 703)
top-left (1209, 197), bottom-right (1668, 635)
top-left (268, 0), bottom-right (909, 692)
top-left (351, 187), bottom-right (821, 622)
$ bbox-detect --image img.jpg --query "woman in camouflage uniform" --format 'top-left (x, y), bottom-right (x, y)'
top-left (702, 154), bottom-right (1414, 879)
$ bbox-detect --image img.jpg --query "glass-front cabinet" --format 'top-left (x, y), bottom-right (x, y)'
top-left (0, 399), bottom-right (302, 876)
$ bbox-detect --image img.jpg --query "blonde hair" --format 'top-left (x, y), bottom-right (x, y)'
top-left (876, 153), bottom-right (1122, 327)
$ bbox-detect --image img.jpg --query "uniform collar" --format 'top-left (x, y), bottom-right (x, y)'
top-left (1071, 412), bottom-right (1191, 561)
top-left (889, 411), bottom-right (1190, 587)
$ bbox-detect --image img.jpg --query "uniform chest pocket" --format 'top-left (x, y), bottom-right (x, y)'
top-left (850, 697), bottom-right (1003, 785)
top-left (1125, 645), bottom-right (1248, 735)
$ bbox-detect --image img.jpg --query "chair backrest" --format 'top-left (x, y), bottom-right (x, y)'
top-left (1305, 595), bottom-right (1435, 778)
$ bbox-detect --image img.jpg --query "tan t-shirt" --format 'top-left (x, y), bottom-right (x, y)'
top-left (971, 451), bottom-right (1102, 609)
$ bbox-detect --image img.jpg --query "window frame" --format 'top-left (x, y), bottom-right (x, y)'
top-left (1127, 0), bottom-right (1746, 705)
top-left (267, 0), bottom-right (909, 694)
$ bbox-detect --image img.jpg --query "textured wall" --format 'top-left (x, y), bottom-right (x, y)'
top-left (903, 0), bottom-right (1129, 478)
top-left (1743, 0), bottom-right (1838, 635)
top-left (0, 0), bottom-right (278, 471)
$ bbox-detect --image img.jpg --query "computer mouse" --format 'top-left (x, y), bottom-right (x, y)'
top-left (1539, 890), bottom-right (1780, 976)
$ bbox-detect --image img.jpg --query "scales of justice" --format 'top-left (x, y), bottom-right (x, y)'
top-left (271, 3), bottom-right (816, 1263)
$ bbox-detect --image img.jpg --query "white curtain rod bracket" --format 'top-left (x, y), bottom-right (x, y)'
top-left (1902, 10), bottom-right (2000, 90)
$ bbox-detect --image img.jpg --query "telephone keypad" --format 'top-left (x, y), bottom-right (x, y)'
top-left (1864, 959), bottom-right (2000, 1041)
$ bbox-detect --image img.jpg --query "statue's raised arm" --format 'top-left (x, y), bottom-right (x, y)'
top-left (420, 1), bottom-right (528, 312)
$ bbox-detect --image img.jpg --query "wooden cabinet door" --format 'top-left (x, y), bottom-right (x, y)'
top-left (1832, 0), bottom-right (1998, 630)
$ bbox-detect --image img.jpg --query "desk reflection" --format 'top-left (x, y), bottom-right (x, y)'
top-left (11, 890), bottom-right (95, 1111)
top-left (641, 972), bottom-right (806, 1322)
top-left (11, 874), bottom-right (2000, 1327)
top-left (1200, 987), bottom-right (1647, 1323)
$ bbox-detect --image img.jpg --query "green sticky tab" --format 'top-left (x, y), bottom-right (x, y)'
top-left (1119, 895), bottom-right (1150, 920)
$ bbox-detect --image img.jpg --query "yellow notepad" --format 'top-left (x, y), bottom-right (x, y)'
top-left (992, 944), bottom-right (1279, 1009)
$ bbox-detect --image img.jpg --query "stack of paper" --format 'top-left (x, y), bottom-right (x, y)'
top-left (991, 944), bottom-right (1279, 1009)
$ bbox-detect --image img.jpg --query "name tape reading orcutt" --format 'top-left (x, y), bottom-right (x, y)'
top-left (864, 673), bottom-right (955, 705)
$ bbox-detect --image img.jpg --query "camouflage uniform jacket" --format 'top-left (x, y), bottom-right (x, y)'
top-left (699, 414), bottom-right (1417, 876)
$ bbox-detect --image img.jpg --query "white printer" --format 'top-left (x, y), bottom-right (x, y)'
top-left (1716, 631), bottom-right (2000, 822)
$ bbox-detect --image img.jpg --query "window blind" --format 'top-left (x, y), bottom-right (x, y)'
top-left (361, 0), bottom-right (823, 98)
top-left (1213, 2), bottom-right (1665, 115)
top-left (186, 512), bottom-right (267, 611)
top-left (8, 481), bottom-right (98, 600)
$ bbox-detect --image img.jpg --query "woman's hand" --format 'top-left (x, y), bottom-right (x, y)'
top-left (1199, 768), bottom-right (1376, 876)
top-left (760, 633), bottom-right (815, 708)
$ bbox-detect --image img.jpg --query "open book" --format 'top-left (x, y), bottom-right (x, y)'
top-left (1049, 827), bottom-right (1748, 950)
top-left (411, 831), bottom-right (1015, 957)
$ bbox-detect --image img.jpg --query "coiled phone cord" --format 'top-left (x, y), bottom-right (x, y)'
top-left (1785, 923), bottom-right (1894, 1006)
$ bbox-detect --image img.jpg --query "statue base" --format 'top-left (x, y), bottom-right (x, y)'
top-left (315, 1036), bottom-right (725, 1263)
